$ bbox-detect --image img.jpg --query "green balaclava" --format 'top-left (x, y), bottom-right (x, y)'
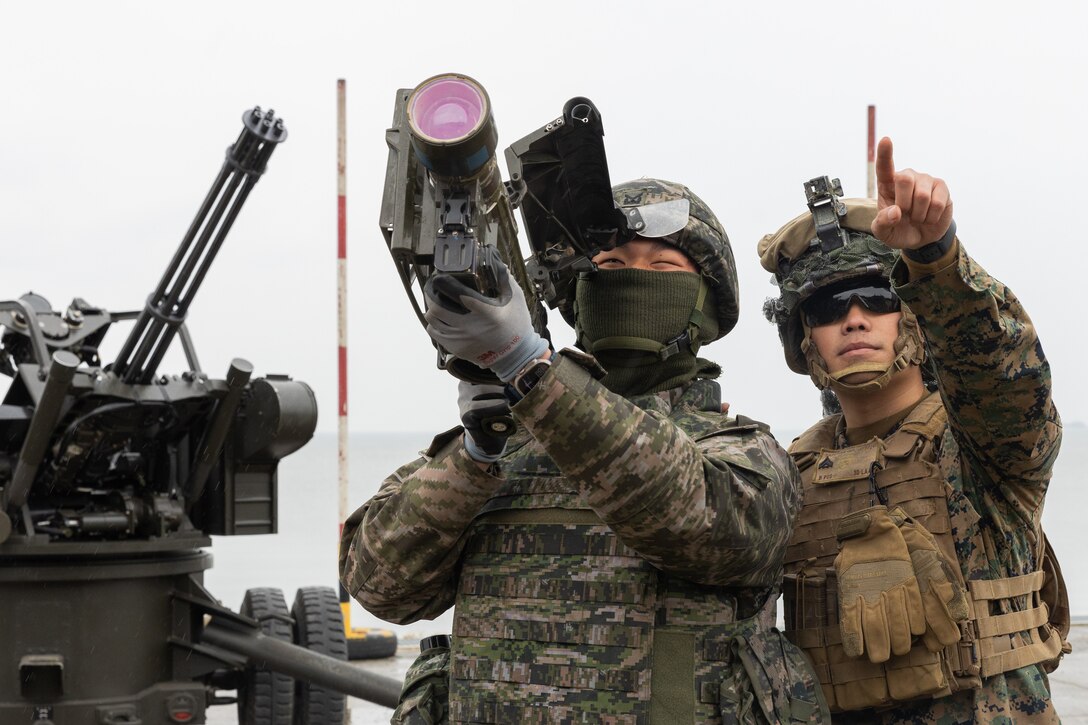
top-left (567, 178), bottom-right (738, 396)
top-left (574, 266), bottom-right (720, 396)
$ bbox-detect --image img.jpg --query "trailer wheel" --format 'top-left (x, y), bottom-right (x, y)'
top-left (292, 586), bottom-right (349, 725)
top-left (238, 588), bottom-right (295, 725)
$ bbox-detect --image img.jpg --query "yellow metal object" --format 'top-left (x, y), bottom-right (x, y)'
top-left (340, 601), bottom-right (351, 636)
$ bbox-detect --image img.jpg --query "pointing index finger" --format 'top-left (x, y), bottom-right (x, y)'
top-left (875, 137), bottom-right (896, 198)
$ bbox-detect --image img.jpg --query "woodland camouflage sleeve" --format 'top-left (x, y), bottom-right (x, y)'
top-left (512, 353), bottom-right (802, 588)
top-left (338, 434), bottom-right (503, 624)
top-left (892, 240), bottom-right (1061, 514)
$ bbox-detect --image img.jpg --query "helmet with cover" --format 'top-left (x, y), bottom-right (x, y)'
top-left (562, 178), bottom-right (738, 349)
top-left (758, 197), bottom-right (925, 392)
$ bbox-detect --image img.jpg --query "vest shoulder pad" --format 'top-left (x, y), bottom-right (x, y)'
top-left (789, 415), bottom-right (841, 455)
top-left (691, 413), bottom-right (769, 441)
top-left (733, 414), bottom-right (771, 434)
top-left (425, 425), bottom-right (464, 459)
top-left (897, 391), bottom-right (948, 439)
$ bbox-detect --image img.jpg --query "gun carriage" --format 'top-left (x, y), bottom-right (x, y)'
top-left (0, 108), bottom-right (399, 724)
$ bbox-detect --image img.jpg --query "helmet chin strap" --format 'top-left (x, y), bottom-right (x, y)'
top-left (800, 308), bottom-right (926, 394)
top-left (828, 357), bottom-right (910, 393)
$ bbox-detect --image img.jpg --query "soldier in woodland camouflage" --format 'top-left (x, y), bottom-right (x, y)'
top-left (341, 179), bottom-right (829, 724)
top-left (759, 138), bottom-right (1069, 723)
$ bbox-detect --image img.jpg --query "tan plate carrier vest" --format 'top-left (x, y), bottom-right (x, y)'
top-left (782, 393), bottom-right (1070, 712)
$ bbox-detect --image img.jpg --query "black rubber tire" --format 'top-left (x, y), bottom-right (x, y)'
top-left (291, 586), bottom-right (348, 725)
top-left (238, 588), bottom-right (295, 725)
top-left (346, 629), bottom-right (398, 660)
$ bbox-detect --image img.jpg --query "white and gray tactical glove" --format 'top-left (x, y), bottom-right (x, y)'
top-left (424, 255), bottom-right (549, 383)
top-left (457, 381), bottom-right (514, 463)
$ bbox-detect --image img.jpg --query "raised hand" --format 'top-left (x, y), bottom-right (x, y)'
top-left (871, 137), bottom-right (954, 251)
top-left (424, 250), bottom-right (549, 383)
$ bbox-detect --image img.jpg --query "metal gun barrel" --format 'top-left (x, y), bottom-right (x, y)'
top-left (200, 622), bottom-right (402, 708)
top-left (113, 136), bottom-right (240, 379)
top-left (123, 171), bottom-right (249, 380)
top-left (113, 108), bottom-right (286, 384)
top-left (4, 351), bottom-right (80, 510)
top-left (136, 171), bottom-right (264, 381)
top-left (186, 358), bottom-right (253, 503)
top-left (146, 162), bottom-right (235, 316)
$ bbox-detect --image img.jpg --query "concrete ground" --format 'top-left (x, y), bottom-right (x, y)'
top-left (207, 624), bottom-right (1088, 724)
top-left (1049, 624), bottom-right (1088, 723)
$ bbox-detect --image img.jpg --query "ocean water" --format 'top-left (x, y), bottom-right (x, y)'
top-left (204, 427), bottom-right (1088, 642)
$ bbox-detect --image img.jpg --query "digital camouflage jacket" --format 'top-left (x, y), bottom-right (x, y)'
top-left (341, 352), bottom-right (827, 724)
top-left (788, 242), bottom-right (1064, 724)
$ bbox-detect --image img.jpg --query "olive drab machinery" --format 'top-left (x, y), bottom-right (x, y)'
top-left (380, 73), bottom-right (633, 381)
top-left (0, 108), bottom-right (400, 724)
top-left (504, 93), bottom-right (632, 322)
top-left (380, 74), bottom-right (545, 385)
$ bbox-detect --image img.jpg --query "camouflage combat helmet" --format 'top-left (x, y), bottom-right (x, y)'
top-left (560, 178), bottom-right (739, 343)
top-left (758, 194), bottom-right (925, 392)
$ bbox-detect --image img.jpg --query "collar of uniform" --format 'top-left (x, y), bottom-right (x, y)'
top-left (628, 378), bottom-right (722, 416)
top-left (843, 401), bottom-right (916, 446)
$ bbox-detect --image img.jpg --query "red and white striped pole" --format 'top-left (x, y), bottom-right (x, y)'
top-left (867, 105), bottom-right (876, 199)
top-left (332, 80), bottom-right (398, 659)
top-left (337, 79), bottom-right (351, 626)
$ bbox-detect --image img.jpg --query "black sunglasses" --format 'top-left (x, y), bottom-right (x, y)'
top-left (802, 278), bottom-right (901, 327)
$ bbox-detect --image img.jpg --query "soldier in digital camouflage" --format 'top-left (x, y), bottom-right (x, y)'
top-left (340, 178), bottom-right (830, 724)
top-left (759, 137), bottom-right (1070, 723)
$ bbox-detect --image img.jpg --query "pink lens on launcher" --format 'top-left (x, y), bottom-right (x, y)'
top-left (409, 78), bottom-right (485, 142)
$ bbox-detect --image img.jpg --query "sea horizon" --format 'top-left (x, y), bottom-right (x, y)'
top-left (205, 427), bottom-right (1087, 643)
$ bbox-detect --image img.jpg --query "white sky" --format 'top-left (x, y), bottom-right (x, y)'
top-left (2, 1), bottom-right (1086, 435)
